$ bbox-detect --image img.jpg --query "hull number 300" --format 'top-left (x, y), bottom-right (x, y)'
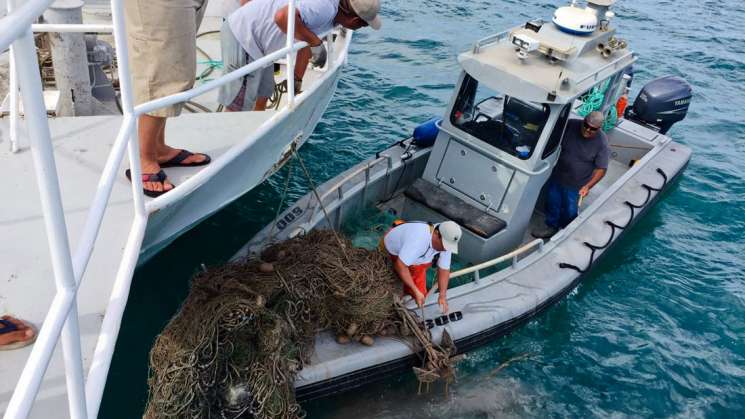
top-left (424, 311), bottom-right (463, 329)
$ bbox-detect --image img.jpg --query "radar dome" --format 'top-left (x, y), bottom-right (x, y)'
top-left (553, 5), bottom-right (598, 35)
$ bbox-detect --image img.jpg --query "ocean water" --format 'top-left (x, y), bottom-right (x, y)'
top-left (100, 0), bottom-right (745, 417)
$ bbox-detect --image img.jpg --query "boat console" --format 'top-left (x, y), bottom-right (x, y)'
top-left (400, 0), bottom-right (639, 263)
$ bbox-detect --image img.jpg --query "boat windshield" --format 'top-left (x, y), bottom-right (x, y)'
top-left (450, 74), bottom-right (550, 160)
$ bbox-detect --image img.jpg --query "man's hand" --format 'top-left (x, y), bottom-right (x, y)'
top-left (438, 294), bottom-right (449, 314)
top-left (579, 185), bottom-right (590, 198)
top-left (413, 289), bottom-right (425, 308)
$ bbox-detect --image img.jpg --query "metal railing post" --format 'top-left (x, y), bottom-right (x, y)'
top-left (4, 21), bottom-right (87, 419)
top-left (286, 0), bottom-right (296, 107)
top-left (108, 0), bottom-right (146, 215)
top-left (326, 32), bottom-right (334, 69)
top-left (85, 1), bottom-right (147, 415)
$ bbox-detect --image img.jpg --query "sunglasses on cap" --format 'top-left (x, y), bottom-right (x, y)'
top-left (583, 121), bottom-right (601, 132)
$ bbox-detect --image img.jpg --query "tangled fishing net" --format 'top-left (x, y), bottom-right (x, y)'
top-left (145, 230), bottom-right (455, 419)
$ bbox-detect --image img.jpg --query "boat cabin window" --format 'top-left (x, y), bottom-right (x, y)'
top-left (542, 104), bottom-right (571, 159)
top-left (451, 75), bottom-right (550, 160)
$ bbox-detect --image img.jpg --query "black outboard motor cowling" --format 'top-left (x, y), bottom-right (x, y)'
top-left (625, 76), bottom-right (692, 134)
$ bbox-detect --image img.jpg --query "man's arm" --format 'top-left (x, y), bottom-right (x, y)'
top-left (579, 168), bottom-right (607, 197)
top-left (274, 8), bottom-right (322, 82)
top-left (393, 258), bottom-right (425, 307)
top-left (435, 268), bottom-right (450, 314)
top-left (240, 0), bottom-right (250, 6)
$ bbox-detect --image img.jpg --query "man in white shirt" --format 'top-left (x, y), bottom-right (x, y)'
top-left (219, 0), bottom-right (381, 111)
top-left (382, 221), bottom-right (462, 313)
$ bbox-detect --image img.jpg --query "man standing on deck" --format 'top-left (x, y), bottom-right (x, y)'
top-left (533, 111), bottom-right (610, 238)
top-left (382, 221), bottom-right (462, 314)
top-left (124, 0), bottom-right (213, 198)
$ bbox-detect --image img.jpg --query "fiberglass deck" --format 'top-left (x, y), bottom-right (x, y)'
top-left (0, 109), bottom-right (273, 417)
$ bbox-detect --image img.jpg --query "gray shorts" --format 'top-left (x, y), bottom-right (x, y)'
top-left (218, 20), bottom-right (275, 111)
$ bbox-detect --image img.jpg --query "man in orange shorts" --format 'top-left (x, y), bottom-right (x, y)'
top-left (381, 220), bottom-right (462, 314)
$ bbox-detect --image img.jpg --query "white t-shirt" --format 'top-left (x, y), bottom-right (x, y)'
top-left (222, 0), bottom-right (241, 18)
top-left (384, 223), bottom-right (452, 270)
top-left (228, 0), bottom-right (338, 60)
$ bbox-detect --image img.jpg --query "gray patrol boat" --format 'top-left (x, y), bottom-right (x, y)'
top-left (236, 0), bottom-right (693, 401)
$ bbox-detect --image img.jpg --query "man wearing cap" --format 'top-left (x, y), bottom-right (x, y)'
top-left (533, 111), bottom-right (610, 238)
top-left (219, 0), bottom-right (381, 111)
top-left (382, 221), bottom-right (462, 314)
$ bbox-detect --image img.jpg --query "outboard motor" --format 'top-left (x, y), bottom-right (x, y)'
top-left (625, 76), bottom-right (692, 134)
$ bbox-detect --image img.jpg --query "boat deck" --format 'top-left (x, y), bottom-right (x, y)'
top-left (0, 109), bottom-right (272, 416)
top-left (523, 158), bottom-right (630, 244)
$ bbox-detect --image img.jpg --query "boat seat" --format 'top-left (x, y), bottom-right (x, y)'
top-left (404, 179), bottom-right (507, 238)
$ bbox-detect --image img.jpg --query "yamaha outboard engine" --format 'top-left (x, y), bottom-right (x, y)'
top-left (625, 76), bottom-right (692, 134)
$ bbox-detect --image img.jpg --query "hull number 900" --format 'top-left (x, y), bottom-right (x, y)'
top-left (276, 207), bottom-right (304, 231)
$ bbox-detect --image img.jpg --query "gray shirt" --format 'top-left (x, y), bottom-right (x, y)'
top-left (553, 119), bottom-right (610, 188)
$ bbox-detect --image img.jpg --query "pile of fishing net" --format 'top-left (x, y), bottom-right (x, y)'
top-left (144, 230), bottom-right (455, 419)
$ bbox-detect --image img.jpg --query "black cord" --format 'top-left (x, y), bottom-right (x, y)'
top-left (559, 168), bottom-right (669, 273)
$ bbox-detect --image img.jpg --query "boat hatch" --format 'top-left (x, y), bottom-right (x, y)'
top-left (404, 178), bottom-right (507, 238)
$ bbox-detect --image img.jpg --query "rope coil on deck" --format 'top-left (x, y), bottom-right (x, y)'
top-left (559, 168), bottom-right (668, 274)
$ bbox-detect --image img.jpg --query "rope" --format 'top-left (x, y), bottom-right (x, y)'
top-left (145, 230), bottom-right (456, 418)
top-left (576, 79), bottom-right (619, 132)
top-left (292, 149), bottom-right (350, 261)
top-left (267, 160), bottom-right (295, 243)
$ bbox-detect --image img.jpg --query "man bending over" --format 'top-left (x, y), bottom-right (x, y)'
top-left (381, 221), bottom-right (462, 314)
top-left (219, 0), bottom-right (382, 112)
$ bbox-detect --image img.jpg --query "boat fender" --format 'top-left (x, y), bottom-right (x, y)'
top-left (412, 117), bottom-right (442, 147)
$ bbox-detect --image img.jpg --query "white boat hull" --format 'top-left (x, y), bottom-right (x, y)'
top-left (140, 56), bottom-right (346, 262)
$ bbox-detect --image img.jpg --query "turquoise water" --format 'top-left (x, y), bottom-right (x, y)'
top-left (100, 0), bottom-right (745, 417)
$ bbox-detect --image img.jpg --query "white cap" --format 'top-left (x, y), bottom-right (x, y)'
top-left (349, 0), bottom-right (382, 30)
top-left (436, 221), bottom-right (462, 254)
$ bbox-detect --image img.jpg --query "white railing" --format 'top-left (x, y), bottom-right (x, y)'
top-left (450, 238), bottom-right (544, 280)
top-left (1, 0), bottom-right (312, 417)
top-left (417, 238), bottom-right (544, 308)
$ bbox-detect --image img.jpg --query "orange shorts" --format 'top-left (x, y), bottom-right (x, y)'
top-left (380, 220), bottom-right (432, 297)
top-left (388, 255), bottom-right (430, 297)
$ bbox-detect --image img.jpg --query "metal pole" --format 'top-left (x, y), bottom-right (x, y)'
top-left (107, 0), bottom-right (147, 215)
top-left (8, 24), bottom-right (87, 419)
top-left (286, 0), bottom-right (296, 107)
top-left (85, 216), bottom-right (147, 418)
top-left (326, 32), bottom-right (334, 69)
top-left (84, 3), bottom-right (146, 411)
top-left (32, 23), bottom-right (114, 32)
top-left (7, 0), bottom-right (20, 153)
top-left (43, 0), bottom-right (94, 116)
